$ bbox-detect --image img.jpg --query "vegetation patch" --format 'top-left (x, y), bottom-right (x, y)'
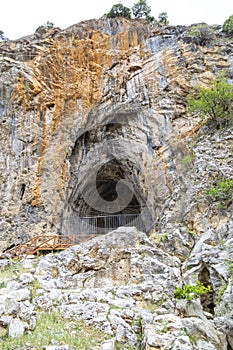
top-left (206, 178), bottom-right (233, 208)
top-left (0, 262), bottom-right (30, 282)
top-left (1, 311), bottom-right (108, 350)
top-left (189, 24), bottom-right (215, 46)
top-left (187, 72), bottom-right (233, 129)
top-left (215, 280), bottom-right (227, 305)
top-left (223, 14), bottom-right (233, 35)
top-left (106, 0), bottom-right (168, 24)
top-left (174, 281), bottom-right (212, 301)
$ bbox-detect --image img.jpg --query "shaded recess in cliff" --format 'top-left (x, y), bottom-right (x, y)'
top-left (60, 108), bottom-right (161, 235)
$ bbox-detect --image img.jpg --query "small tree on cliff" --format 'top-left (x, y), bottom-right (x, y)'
top-left (106, 3), bottom-right (131, 19)
top-left (223, 14), bottom-right (233, 35)
top-left (36, 21), bottom-right (54, 33)
top-left (132, 0), bottom-right (151, 19)
top-left (187, 72), bottom-right (233, 129)
top-left (190, 24), bottom-right (215, 46)
top-left (158, 12), bottom-right (169, 26)
top-left (0, 30), bottom-right (5, 40)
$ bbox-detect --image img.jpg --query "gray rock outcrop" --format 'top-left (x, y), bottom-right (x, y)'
top-left (0, 227), bottom-right (232, 349)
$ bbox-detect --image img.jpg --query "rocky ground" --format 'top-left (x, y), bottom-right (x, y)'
top-left (0, 17), bottom-right (233, 350)
top-left (0, 224), bottom-right (233, 350)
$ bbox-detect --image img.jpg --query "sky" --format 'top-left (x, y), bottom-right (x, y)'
top-left (0, 0), bottom-right (232, 40)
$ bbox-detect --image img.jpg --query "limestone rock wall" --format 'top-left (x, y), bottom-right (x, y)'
top-left (0, 18), bottom-right (232, 244)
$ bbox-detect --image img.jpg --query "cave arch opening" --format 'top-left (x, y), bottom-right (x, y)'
top-left (63, 122), bottom-right (153, 235)
top-left (72, 158), bottom-right (147, 233)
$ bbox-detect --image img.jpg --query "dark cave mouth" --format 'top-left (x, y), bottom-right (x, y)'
top-left (67, 158), bottom-right (150, 233)
top-left (64, 119), bottom-right (155, 234)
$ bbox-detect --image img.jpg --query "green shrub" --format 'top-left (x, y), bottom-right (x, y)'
top-left (223, 14), bottom-right (233, 35)
top-left (187, 72), bottom-right (233, 129)
top-left (106, 3), bottom-right (131, 19)
top-left (132, 0), bottom-right (151, 19)
top-left (158, 12), bottom-right (169, 26)
top-left (182, 153), bottom-right (195, 167)
top-left (215, 280), bottom-right (227, 304)
top-left (189, 24), bottom-right (215, 46)
top-left (174, 280), bottom-right (212, 301)
top-left (36, 21), bottom-right (54, 33)
top-left (206, 178), bottom-right (233, 208)
top-left (106, 1), bottom-right (161, 24)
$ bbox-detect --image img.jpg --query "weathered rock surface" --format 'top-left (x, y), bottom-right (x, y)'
top-left (0, 16), bottom-right (233, 350)
top-left (0, 227), bottom-right (232, 349)
top-left (0, 18), bottom-right (232, 241)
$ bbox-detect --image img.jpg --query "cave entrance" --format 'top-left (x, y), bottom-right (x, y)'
top-left (66, 157), bottom-right (150, 235)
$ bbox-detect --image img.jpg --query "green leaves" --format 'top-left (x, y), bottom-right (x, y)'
top-left (223, 14), bottom-right (233, 35)
top-left (35, 21), bottom-right (54, 33)
top-left (206, 178), bottom-right (233, 208)
top-left (106, 0), bottom-right (161, 23)
top-left (158, 12), bottom-right (169, 26)
top-left (189, 24), bottom-right (215, 46)
top-left (132, 0), bottom-right (151, 19)
top-left (187, 72), bottom-right (233, 129)
top-left (174, 281), bottom-right (212, 301)
top-left (0, 30), bottom-right (4, 40)
top-left (106, 3), bottom-right (131, 19)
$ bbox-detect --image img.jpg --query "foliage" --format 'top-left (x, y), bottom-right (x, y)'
top-left (182, 153), bottom-right (196, 167)
top-left (106, 1), bottom-right (166, 24)
top-left (0, 262), bottom-right (30, 281)
top-left (184, 326), bottom-right (197, 345)
top-left (36, 21), bottom-right (54, 33)
top-left (0, 30), bottom-right (4, 40)
top-left (174, 280), bottom-right (212, 301)
top-left (158, 12), bottom-right (169, 26)
top-left (1, 311), bottom-right (108, 349)
top-left (187, 72), bottom-right (233, 128)
top-left (106, 3), bottom-right (131, 19)
top-left (223, 14), bottom-right (233, 34)
top-left (206, 178), bottom-right (233, 208)
top-left (215, 280), bottom-right (227, 304)
top-left (189, 24), bottom-right (215, 46)
top-left (225, 259), bottom-right (233, 277)
top-left (132, 0), bottom-right (151, 19)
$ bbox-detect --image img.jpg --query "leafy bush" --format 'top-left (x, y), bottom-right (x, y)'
top-left (36, 21), bottom-right (54, 33)
top-left (223, 14), bottom-right (233, 34)
top-left (215, 280), bottom-right (227, 304)
top-left (189, 24), bottom-right (215, 46)
top-left (187, 72), bottom-right (233, 129)
top-left (106, 3), bottom-right (131, 19)
top-left (158, 12), bottom-right (169, 26)
top-left (174, 281), bottom-right (212, 301)
top-left (132, 0), bottom-right (151, 19)
top-left (206, 178), bottom-right (233, 208)
top-left (106, 1), bottom-right (164, 24)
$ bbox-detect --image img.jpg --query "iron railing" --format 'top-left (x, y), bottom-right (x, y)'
top-left (61, 213), bottom-right (149, 235)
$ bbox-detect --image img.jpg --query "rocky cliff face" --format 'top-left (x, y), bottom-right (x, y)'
top-left (0, 18), bottom-right (232, 243)
top-left (0, 16), bottom-right (233, 350)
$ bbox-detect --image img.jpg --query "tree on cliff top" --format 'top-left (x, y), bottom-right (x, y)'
top-left (132, 0), bottom-right (151, 19)
top-left (158, 12), bottom-right (169, 26)
top-left (106, 3), bottom-right (131, 19)
top-left (223, 14), bottom-right (233, 34)
top-left (0, 30), bottom-right (4, 40)
top-left (35, 21), bottom-right (54, 33)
